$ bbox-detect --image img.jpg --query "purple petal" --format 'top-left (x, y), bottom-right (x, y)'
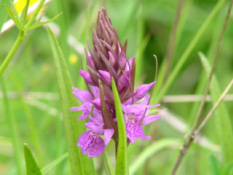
top-left (92, 98), bottom-right (102, 110)
top-left (104, 129), bottom-right (114, 145)
top-left (127, 56), bottom-right (136, 71)
top-left (118, 51), bottom-right (127, 69)
top-left (92, 86), bottom-right (100, 98)
top-left (108, 51), bottom-right (115, 66)
top-left (72, 90), bottom-right (92, 103)
top-left (79, 70), bottom-right (95, 85)
top-left (87, 55), bottom-right (95, 68)
top-left (85, 120), bottom-right (103, 134)
top-left (70, 103), bottom-right (92, 120)
top-left (77, 131), bottom-right (105, 157)
top-left (118, 71), bottom-right (130, 90)
top-left (92, 108), bottom-right (104, 123)
top-left (141, 115), bottom-right (163, 126)
top-left (135, 82), bottom-right (155, 100)
top-left (125, 120), bottom-right (151, 144)
top-left (98, 70), bottom-right (111, 84)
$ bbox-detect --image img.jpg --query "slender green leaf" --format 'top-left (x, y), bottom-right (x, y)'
top-left (4, 5), bottom-right (22, 29)
top-left (129, 139), bottom-right (180, 175)
top-left (221, 163), bottom-right (233, 175)
top-left (25, 0), bottom-right (46, 28)
top-left (103, 152), bottom-right (114, 175)
top-left (111, 78), bottom-right (128, 175)
top-left (20, 0), bottom-right (30, 26)
top-left (1, 78), bottom-right (23, 175)
top-left (0, 0), bottom-right (11, 32)
top-left (199, 52), bottom-right (233, 163)
top-left (41, 153), bottom-right (68, 174)
top-left (209, 154), bottom-right (221, 175)
top-left (25, 13), bottom-right (62, 31)
top-left (24, 144), bottom-right (42, 175)
top-left (46, 26), bottom-right (95, 175)
top-left (152, 0), bottom-right (226, 103)
top-left (11, 71), bottom-right (44, 165)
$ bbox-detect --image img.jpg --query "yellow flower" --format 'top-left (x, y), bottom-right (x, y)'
top-left (14, 0), bottom-right (40, 14)
top-left (69, 53), bottom-right (78, 65)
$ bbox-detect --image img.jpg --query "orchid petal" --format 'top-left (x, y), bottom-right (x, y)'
top-left (98, 70), bottom-right (111, 84)
top-left (79, 70), bottom-right (95, 85)
top-left (141, 115), bottom-right (163, 126)
top-left (135, 82), bottom-right (155, 99)
top-left (104, 129), bottom-right (114, 145)
top-left (78, 131), bottom-right (105, 157)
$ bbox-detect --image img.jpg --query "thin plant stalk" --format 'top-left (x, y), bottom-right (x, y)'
top-left (0, 31), bottom-right (25, 77)
top-left (171, 78), bottom-right (233, 174)
top-left (0, 78), bottom-right (23, 175)
top-left (163, 0), bottom-right (184, 83)
top-left (195, 79), bottom-right (233, 134)
top-left (171, 0), bottom-right (233, 174)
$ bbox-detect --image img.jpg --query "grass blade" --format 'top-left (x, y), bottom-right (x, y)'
top-left (103, 152), bottom-right (114, 175)
top-left (0, 0), bottom-right (11, 32)
top-left (25, 0), bottom-right (46, 28)
top-left (46, 26), bottom-right (95, 175)
top-left (199, 52), bottom-right (233, 163)
top-left (209, 154), bottom-right (221, 175)
top-left (111, 78), bottom-right (128, 175)
top-left (152, 0), bottom-right (226, 103)
top-left (20, 0), bottom-right (30, 26)
top-left (41, 153), bottom-right (68, 174)
top-left (1, 78), bottom-right (23, 175)
top-left (4, 5), bottom-right (22, 29)
top-left (25, 12), bottom-right (62, 31)
top-left (24, 144), bottom-right (42, 175)
top-left (129, 139), bottom-right (180, 175)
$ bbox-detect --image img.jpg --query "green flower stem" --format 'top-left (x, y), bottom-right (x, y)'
top-left (0, 78), bottom-right (23, 175)
top-left (0, 30), bottom-right (25, 77)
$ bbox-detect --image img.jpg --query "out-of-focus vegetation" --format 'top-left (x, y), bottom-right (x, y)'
top-left (0, 0), bottom-right (233, 174)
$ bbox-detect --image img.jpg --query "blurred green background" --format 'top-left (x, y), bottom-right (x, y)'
top-left (0, 0), bottom-right (233, 174)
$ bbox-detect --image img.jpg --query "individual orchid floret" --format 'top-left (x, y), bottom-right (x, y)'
top-left (122, 95), bottom-right (162, 143)
top-left (71, 8), bottom-right (162, 157)
top-left (70, 86), bottom-right (100, 120)
top-left (78, 110), bottom-right (114, 157)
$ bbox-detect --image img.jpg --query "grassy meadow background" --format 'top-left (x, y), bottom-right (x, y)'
top-left (0, 0), bottom-right (233, 174)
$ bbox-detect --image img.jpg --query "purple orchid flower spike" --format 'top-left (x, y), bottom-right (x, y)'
top-left (71, 8), bottom-right (162, 157)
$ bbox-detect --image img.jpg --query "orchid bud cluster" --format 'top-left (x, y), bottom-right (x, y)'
top-left (71, 8), bottom-right (162, 157)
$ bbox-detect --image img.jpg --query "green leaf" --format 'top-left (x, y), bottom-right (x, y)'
top-left (25, 12), bottom-right (62, 31)
top-left (111, 78), bottom-right (128, 175)
top-left (4, 5), bottom-right (22, 29)
top-left (20, 0), bottom-right (30, 26)
top-left (199, 52), bottom-right (233, 163)
top-left (1, 78), bottom-right (23, 175)
top-left (209, 154), bottom-right (221, 175)
top-left (46, 26), bottom-right (95, 175)
top-left (41, 153), bottom-right (68, 174)
top-left (0, 0), bottom-right (11, 32)
top-left (24, 144), bottom-right (42, 175)
top-left (103, 152), bottom-right (114, 175)
top-left (25, 0), bottom-right (46, 28)
top-left (129, 139), bottom-right (180, 175)
top-left (221, 163), bottom-right (233, 175)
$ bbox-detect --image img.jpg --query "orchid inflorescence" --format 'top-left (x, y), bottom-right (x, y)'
top-left (71, 8), bottom-right (162, 157)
